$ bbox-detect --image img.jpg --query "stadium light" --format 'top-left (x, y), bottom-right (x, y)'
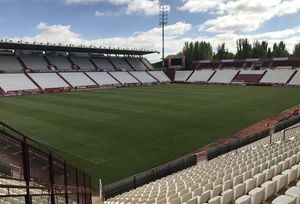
top-left (159, 5), bottom-right (168, 69)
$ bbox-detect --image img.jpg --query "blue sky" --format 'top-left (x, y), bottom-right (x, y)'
top-left (0, 0), bottom-right (300, 62)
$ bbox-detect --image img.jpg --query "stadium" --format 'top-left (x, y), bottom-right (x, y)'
top-left (1, 1), bottom-right (300, 204)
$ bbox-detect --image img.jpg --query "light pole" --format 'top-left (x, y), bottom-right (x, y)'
top-left (159, 6), bottom-right (168, 69)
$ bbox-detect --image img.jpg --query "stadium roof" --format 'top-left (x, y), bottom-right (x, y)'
top-left (0, 41), bottom-right (159, 56)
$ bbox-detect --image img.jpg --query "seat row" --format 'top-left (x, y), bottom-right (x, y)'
top-left (105, 124), bottom-right (300, 204)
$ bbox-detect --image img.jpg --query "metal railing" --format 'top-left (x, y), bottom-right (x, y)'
top-left (0, 121), bottom-right (92, 204)
top-left (103, 154), bottom-right (197, 200)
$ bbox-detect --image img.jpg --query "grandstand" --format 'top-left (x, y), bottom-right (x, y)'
top-left (28, 73), bottom-right (70, 91)
top-left (105, 122), bottom-right (300, 204)
top-left (85, 71), bottom-right (120, 86)
top-left (91, 57), bottom-right (115, 71)
top-left (109, 71), bottom-right (140, 85)
top-left (259, 69), bottom-right (296, 85)
top-left (288, 70), bottom-right (300, 86)
top-left (174, 70), bottom-right (193, 82)
top-left (187, 69), bottom-right (215, 83)
top-left (125, 57), bottom-right (149, 71)
top-left (20, 53), bottom-right (49, 71)
top-left (232, 70), bottom-right (266, 84)
top-left (70, 56), bottom-right (96, 70)
top-left (2, 41), bottom-right (300, 204)
top-left (0, 73), bottom-right (39, 94)
top-left (47, 54), bottom-right (73, 70)
top-left (58, 72), bottom-right (97, 88)
top-left (0, 55), bottom-right (23, 72)
top-left (208, 69), bottom-right (239, 84)
top-left (109, 57), bottom-right (133, 71)
top-left (129, 71), bottom-right (158, 84)
top-left (0, 42), bottom-right (158, 96)
top-left (147, 71), bottom-right (171, 83)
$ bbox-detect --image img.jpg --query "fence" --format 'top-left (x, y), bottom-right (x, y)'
top-left (0, 121), bottom-right (92, 204)
top-left (206, 114), bottom-right (300, 160)
top-left (103, 154), bottom-right (197, 199)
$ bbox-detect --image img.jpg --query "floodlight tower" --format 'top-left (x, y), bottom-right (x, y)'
top-left (159, 5), bottom-right (168, 69)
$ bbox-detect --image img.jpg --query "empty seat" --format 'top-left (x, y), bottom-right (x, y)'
top-left (208, 196), bottom-right (221, 204)
top-left (272, 195), bottom-right (297, 204)
top-left (249, 187), bottom-right (265, 204)
top-left (285, 186), bottom-right (300, 204)
top-left (235, 195), bottom-right (251, 204)
top-left (261, 180), bottom-right (277, 200)
top-left (272, 174), bottom-right (288, 193)
top-left (234, 183), bottom-right (246, 200)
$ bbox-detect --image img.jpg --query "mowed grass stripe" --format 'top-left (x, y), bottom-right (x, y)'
top-left (0, 84), bottom-right (300, 187)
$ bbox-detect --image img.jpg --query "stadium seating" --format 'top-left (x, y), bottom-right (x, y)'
top-left (0, 73), bottom-right (39, 93)
top-left (109, 71), bottom-right (140, 85)
top-left (129, 71), bottom-right (158, 84)
top-left (232, 70), bottom-right (266, 84)
top-left (125, 58), bottom-right (148, 71)
top-left (70, 57), bottom-right (96, 70)
top-left (0, 178), bottom-right (76, 204)
top-left (259, 69), bottom-right (296, 84)
top-left (59, 72), bottom-right (97, 88)
top-left (221, 61), bottom-right (245, 68)
top-left (91, 58), bottom-right (115, 71)
top-left (147, 71), bottom-right (171, 83)
top-left (209, 69), bottom-right (239, 84)
top-left (28, 73), bottom-right (70, 90)
top-left (85, 72), bottom-right (120, 86)
top-left (174, 70), bottom-right (193, 82)
top-left (47, 55), bottom-right (72, 70)
top-left (20, 54), bottom-right (48, 71)
top-left (141, 58), bottom-right (154, 70)
top-left (110, 57), bottom-right (133, 71)
top-left (105, 124), bottom-right (300, 204)
top-left (288, 70), bottom-right (300, 86)
top-left (187, 69), bottom-right (215, 83)
top-left (0, 55), bottom-right (23, 72)
top-left (197, 61), bottom-right (221, 69)
top-left (272, 58), bottom-right (300, 68)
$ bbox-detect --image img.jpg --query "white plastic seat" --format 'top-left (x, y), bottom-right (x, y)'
top-left (221, 189), bottom-right (234, 204)
top-left (285, 186), bottom-right (300, 204)
top-left (208, 196), bottom-right (221, 204)
top-left (199, 190), bottom-right (211, 203)
top-left (223, 180), bottom-right (233, 191)
top-left (233, 175), bottom-right (243, 186)
top-left (261, 180), bottom-right (277, 200)
top-left (169, 197), bottom-right (181, 204)
top-left (186, 196), bottom-right (198, 204)
top-left (235, 195), bottom-right (251, 204)
top-left (282, 168), bottom-right (298, 185)
top-left (234, 183), bottom-right (246, 200)
top-left (211, 185), bottom-right (222, 197)
top-left (192, 188), bottom-right (203, 197)
top-left (254, 172), bottom-right (266, 187)
top-left (265, 168), bottom-right (275, 180)
top-left (249, 187), bottom-right (265, 204)
top-left (244, 178), bottom-right (256, 193)
top-left (272, 174), bottom-right (288, 192)
top-left (272, 195), bottom-right (297, 204)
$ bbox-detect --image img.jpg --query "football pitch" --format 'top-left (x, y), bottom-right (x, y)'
top-left (1, 84), bottom-right (300, 187)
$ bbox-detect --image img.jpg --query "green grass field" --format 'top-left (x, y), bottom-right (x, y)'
top-left (1, 84), bottom-right (300, 187)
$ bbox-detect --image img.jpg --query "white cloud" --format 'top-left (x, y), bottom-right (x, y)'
top-left (95, 10), bottom-right (121, 16)
top-left (179, 0), bottom-right (226, 13)
top-left (12, 21), bottom-right (191, 62)
top-left (10, 21), bottom-right (300, 62)
top-left (64, 0), bottom-right (169, 16)
top-left (179, 0), bottom-right (300, 33)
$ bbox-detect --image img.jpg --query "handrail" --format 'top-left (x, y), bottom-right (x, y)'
top-left (0, 120), bottom-right (92, 203)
